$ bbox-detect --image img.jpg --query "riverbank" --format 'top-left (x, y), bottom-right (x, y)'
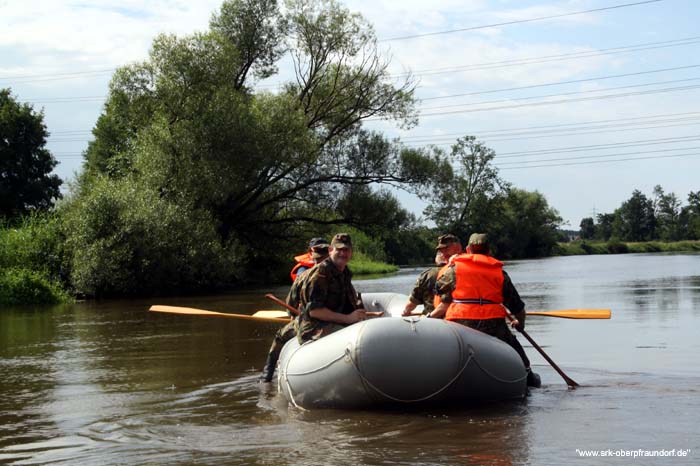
top-left (555, 239), bottom-right (700, 256)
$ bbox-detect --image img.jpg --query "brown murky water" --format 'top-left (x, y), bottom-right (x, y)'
top-left (1, 253), bottom-right (699, 465)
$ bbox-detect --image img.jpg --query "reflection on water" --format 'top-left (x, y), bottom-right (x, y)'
top-left (1, 252), bottom-right (699, 465)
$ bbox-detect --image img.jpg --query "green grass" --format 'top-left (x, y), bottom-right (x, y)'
top-left (555, 240), bottom-right (700, 256)
top-left (350, 252), bottom-right (399, 275)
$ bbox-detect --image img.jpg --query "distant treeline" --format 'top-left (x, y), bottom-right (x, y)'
top-left (578, 186), bottom-right (700, 242)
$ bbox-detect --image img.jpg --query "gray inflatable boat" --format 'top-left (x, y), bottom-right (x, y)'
top-left (277, 292), bottom-right (527, 409)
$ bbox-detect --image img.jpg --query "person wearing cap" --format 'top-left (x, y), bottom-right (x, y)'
top-left (295, 233), bottom-right (368, 343)
top-left (401, 245), bottom-right (452, 316)
top-left (290, 237), bottom-right (330, 282)
top-left (260, 237), bottom-right (330, 382)
top-left (430, 233), bottom-right (541, 388)
top-left (425, 234), bottom-right (464, 314)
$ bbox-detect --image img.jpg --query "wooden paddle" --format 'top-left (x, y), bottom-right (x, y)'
top-left (505, 309), bottom-right (580, 388)
top-left (149, 305), bottom-right (289, 323)
top-left (526, 309), bottom-right (611, 319)
top-left (410, 308), bottom-right (611, 319)
top-left (265, 293), bottom-right (299, 316)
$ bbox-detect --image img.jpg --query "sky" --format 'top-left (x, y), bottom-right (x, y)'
top-left (2, 0), bottom-right (699, 228)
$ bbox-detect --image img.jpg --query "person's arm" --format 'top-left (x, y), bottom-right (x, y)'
top-left (309, 307), bottom-right (367, 324)
top-left (502, 271), bottom-right (526, 330)
top-left (428, 266), bottom-right (455, 318)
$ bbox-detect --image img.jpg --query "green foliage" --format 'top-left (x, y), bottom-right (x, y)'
top-left (349, 251), bottom-right (399, 275)
top-left (606, 239), bottom-right (629, 254)
top-left (0, 88), bottom-right (62, 221)
top-left (492, 188), bottom-right (562, 258)
top-left (555, 239), bottom-right (700, 256)
top-left (0, 267), bottom-right (70, 305)
top-left (579, 217), bottom-right (595, 240)
top-left (0, 212), bottom-right (65, 279)
top-left (62, 176), bottom-right (233, 297)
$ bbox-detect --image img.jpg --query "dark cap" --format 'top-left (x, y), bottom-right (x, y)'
top-left (467, 233), bottom-right (489, 253)
top-left (435, 234), bottom-right (460, 250)
top-left (331, 233), bottom-right (353, 249)
top-left (308, 237), bottom-right (330, 249)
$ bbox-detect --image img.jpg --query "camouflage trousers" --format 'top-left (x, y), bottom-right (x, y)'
top-left (294, 318), bottom-right (346, 344)
top-left (268, 320), bottom-right (297, 358)
top-left (451, 318), bottom-right (531, 369)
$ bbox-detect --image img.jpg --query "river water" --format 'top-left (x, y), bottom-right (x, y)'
top-left (1, 253), bottom-right (699, 465)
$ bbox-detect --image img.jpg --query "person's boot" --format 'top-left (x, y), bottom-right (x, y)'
top-left (526, 368), bottom-right (541, 388)
top-left (259, 352), bottom-right (279, 383)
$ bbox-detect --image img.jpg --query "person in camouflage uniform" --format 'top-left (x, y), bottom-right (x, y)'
top-left (295, 233), bottom-right (367, 343)
top-left (402, 251), bottom-right (446, 316)
top-left (260, 237), bottom-right (329, 382)
top-left (430, 233), bottom-right (541, 388)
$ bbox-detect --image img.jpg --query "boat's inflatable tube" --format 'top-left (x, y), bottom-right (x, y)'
top-left (278, 292), bottom-right (527, 409)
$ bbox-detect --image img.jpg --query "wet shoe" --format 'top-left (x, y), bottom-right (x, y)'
top-left (526, 369), bottom-right (541, 388)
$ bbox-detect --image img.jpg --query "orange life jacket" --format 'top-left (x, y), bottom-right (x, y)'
top-left (290, 252), bottom-right (315, 282)
top-left (445, 253), bottom-right (506, 321)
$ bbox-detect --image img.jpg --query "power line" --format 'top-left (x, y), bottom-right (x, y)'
top-left (396, 37), bottom-right (700, 77)
top-left (400, 111), bottom-right (700, 141)
top-left (496, 134), bottom-right (700, 157)
top-left (419, 78), bottom-right (700, 113)
top-left (494, 145), bottom-right (700, 165)
top-left (413, 83), bottom-right (700, 117)
top-left (406, 121), bottom-right (700, 146)
top-left (419, 64), bottom-right (700, 101)
top-left (381, 0), bottom-right (663, 41)
top-left (498, 151), bottom-right (700, 170)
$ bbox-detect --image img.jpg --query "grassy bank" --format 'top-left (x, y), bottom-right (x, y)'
top-left (555, 240), bottom-right (700, 256)
top-left (350, 252), bottom-right (400, 275)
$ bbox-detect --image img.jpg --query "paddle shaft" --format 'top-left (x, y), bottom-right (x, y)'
top-left (265, 293), bottom-right (299, 316)
top-left (505, 310), bottom-right (580, 388)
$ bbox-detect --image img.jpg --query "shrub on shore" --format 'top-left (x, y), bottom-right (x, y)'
top-left (0, 267), bottom-right (70, 305)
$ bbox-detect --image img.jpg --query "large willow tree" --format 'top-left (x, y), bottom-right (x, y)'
top-left (68, 0), bottom-right (442, 295)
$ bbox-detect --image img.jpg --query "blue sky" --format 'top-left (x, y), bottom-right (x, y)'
top-left (2, 0), bottom-right (699, 227)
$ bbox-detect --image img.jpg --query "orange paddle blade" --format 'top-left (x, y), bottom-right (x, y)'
top-left (526, 309), bottom-right (611, 319)
top-left (149, 305), bottom-right (289, 323)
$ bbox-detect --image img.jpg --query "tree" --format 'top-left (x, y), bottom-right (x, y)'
top-left (653, 185), bottom-right (682, 241)
top-left (67, 0), bottom-right (441, 294)
top-left (579, 217), bottom-right (595, 240)
top-left (683, 190), bottom-right (700, 240)
top-left (424, 135), bottom-right (508, 238)
top-left (0, 88), bottom-right (62, 220)
top-left (613, 190), bottom-right (655, 241)
top-left (595, 213), bottom-right (615, 240)
top-left (492, 188), bottom-right (562, 258)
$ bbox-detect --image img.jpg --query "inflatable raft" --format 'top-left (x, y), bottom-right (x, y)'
top-left (277, 293), bottom-right (527, 409)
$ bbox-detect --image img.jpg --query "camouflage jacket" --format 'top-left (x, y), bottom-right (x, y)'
top-left (295, 258), bottom-right (360, 342)
top-left (408, 266), bottom-right (442, 314)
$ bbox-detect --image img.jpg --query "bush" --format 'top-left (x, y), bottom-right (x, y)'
top-left (606, 239), bottom-right (629, 254)
top-left (0, 267), bottom-right (70, 305)
top-left (0, 212), bottom-right (65, 279)
top-left (62, 176), bottom-right (234, 297)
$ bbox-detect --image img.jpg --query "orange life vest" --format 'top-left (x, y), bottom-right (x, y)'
top-left (290, 252), bottom-right (315, 282)
top-left (445, 253), bottom-right (506, 321)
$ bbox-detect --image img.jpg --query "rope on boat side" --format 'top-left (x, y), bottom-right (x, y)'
top-left (344, 322), bottom-right (475, 404)
top-left (469, 352), bottom-right (528, 384)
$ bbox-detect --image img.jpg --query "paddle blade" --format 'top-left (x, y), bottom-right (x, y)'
top-left (149, 305), bottom-right (288, 323)
top-left (527, 309), bottom-right (611, 319)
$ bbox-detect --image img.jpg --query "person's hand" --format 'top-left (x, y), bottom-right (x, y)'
top-left (510, 312), bottom-right (525, 331)
top-left (346, 308), bottom-right (367, 323)
top-left (401, 307), bottom-right (413, 317)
